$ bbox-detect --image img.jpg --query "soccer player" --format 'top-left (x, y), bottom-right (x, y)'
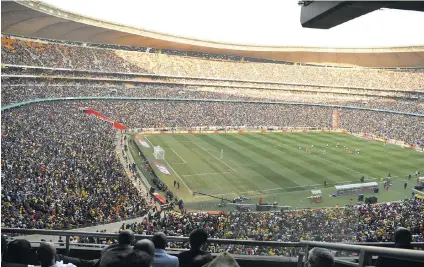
top-left (336, 143), bottom-right (339, 147)
top-left (324, 178), bottom-right (327, 187)
top-left (404, 182), bottom-right (408, 190)
top-left (326, 144), bottom-right (329, 148)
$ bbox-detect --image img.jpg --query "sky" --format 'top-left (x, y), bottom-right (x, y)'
top-left (43, 0), bottom-right (424, 48)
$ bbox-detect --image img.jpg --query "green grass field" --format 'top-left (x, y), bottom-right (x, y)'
top-left (130, 132), bottom-right (424, 211)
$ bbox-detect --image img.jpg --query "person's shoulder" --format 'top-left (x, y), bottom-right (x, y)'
top-left (178, 250), bottom-right (190, 257)
top-left (163, 253), bottom-right (179, 263)
top-left (177, 250), bottom-right (191, 260)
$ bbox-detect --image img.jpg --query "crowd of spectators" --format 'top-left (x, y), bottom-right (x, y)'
top-left (3, 36), bottom-right (424, 89)
top-left (1, 102), bottom-right (148, 229)
top-left (112, 198), bottom-right (423, 256)
top-left (2, 80), bottom-right (423, 113)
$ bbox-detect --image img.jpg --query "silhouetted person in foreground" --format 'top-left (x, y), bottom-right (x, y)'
top-left (122, 250), bottom-right (153, 267)
top-left (376, 227), bottom-right (421, 267)
top-left (122, 251), bottom-right (153, 267)
top-left (1, 236), bottom-right (28, 267)
top-left (134, 239), bottom-right (155, 257)
top-left (3, 239), bottom-right (34, 266)
top-left (152, 232), bottom-right (178, 267)
top-left (38, 242), bottom-right (76, 267)
top-left (100, 230), bottom-right (134, 267)
top-left (306, 247), bottom-right (334, 267)
top-left (178, 229), bottom-right (212, 267)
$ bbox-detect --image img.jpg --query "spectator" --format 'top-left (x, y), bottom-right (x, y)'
top-left (100, 230), bottom-right (134, 267)
top-left (306, 248), bottom-right (334, 267)
top-left (123, 251), bottom-right (153, 267)
top-left (37, 242), bottom-right (76, 267)
top-left (151, 232), bottom-right (178, 267)
top-left (376, 227), bottom-right (422, 267)
top-left (4, 239), bottom-right (33, 265)
top-left (134, 239), bottom-right (155, 257)
top-left (178, 229), bottom-right (212, 267)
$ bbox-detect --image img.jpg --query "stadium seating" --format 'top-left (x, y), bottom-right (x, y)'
top-left (1, 35), bottom-right (424, 258)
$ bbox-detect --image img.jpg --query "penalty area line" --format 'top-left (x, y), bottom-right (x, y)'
top-left (192, 141), bottom-right (238, 173)
top-left (171, 148), bottom-right (186, 164)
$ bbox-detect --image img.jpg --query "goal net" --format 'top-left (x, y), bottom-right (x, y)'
top-left (153, 146), bottom-right (165, 160)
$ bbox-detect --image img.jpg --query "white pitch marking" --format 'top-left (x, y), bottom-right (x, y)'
top-left (144, 136), bottom-right (193, 195)
top-left (171, 148), bottom-right (186, 164)
top-left (192, 141), bottom-right (238, 173)
top-left (181, 171), bottom-right (235, 177)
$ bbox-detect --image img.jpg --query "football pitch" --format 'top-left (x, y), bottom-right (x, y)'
top-left (130, 132), bottom-right (424, 211)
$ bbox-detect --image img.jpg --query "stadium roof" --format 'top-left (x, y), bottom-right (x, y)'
top-left (2, 1), bottom-right (424, 68)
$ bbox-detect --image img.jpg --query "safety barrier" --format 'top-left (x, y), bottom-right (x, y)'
top-left (2, 228), bottom-right (424, 267)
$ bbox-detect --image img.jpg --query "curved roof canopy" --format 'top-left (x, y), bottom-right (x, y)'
top-left (2, 1), bottom-right (424, 68)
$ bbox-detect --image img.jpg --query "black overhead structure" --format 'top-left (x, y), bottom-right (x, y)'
top-left (300, 1), bottom-right (424, 29)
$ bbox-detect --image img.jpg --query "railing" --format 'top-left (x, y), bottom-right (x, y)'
top-left (2, 228), bottom-right (424, 267)
top-left (300, 241), bottom-right (424, 267)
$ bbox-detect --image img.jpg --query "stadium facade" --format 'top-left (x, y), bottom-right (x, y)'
top-left (2, 0), bottom-right (424, 68)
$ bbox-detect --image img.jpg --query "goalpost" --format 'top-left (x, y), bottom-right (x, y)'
top-left (153, 146), bottom-right (165, 160)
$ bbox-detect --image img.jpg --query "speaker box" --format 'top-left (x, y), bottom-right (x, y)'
top-left (370, 196), bottom-right (377, 204)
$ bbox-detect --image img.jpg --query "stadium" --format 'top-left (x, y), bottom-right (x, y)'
top-left (1, 1), bottom-right (424, 267)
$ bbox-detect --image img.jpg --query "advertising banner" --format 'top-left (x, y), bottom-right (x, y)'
top-left (154, 162), bottom-right (171, 175)
top-left (139, 139), bottom-right (150, 148)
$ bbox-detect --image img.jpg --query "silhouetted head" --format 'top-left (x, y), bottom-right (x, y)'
top-left (189, 229), bottom-right (208, 250)
top-left (134, 239), bottom-right (155, 257)
top-left (307, 247), bottom-right (334, 267)
top-left (152, 232), bottom-right (167, 250)
top-left (394, 227), bottom-right (413, 248)
top-left (37, 242), bottom-right (56, 267)
top-left (123, 251), bottom-right (153, 267)
top-left (7, 239), bottom-right (32, 264)
top-left (119, 230), bottom-right (134, 245)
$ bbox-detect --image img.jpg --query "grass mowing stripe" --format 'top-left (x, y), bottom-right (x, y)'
top-left (290, 133), bottom-right (377, 177)
top-left (219, 134), bottom-right (300, 188)
top-left (198, 134), bottom-right (286, 189)
top-left (256, 133), bottom-right (352, 184)
top-left (315, 133), bottom-right (419, 177)
top-left (264, 133), bottom-right (355, 180)
top-left (198, 134), bottom-right (279, 192)
top-left (240, 133), bottom-right (322, 186)
top-left (174, 134), bottom-right (248, 194)
top-left (284, 133), bottom-right (377, 179)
